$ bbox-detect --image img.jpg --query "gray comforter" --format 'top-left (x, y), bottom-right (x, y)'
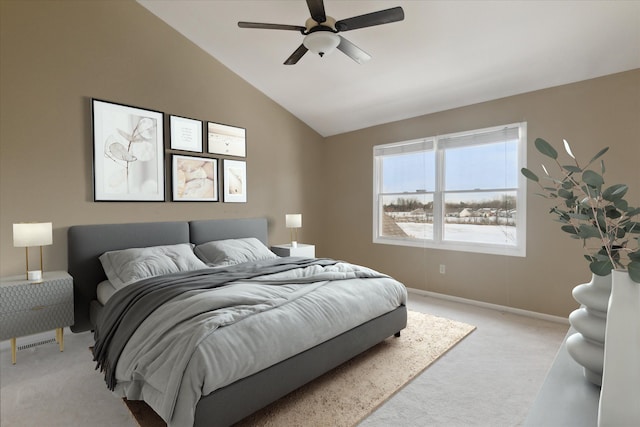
top-left (97, 258), bottom-right (407, 426)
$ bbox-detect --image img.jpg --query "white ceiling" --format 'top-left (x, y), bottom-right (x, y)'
top-left (138, 0), bottom-right (640, 137)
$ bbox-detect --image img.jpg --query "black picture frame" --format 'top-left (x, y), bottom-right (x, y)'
top-left (171, 154), bottom-right (219, 202)
top-left (169, 115), bottom-right (203, 153)
top-left (223, 159), bottom-right (247, 203)
top-left (207, 121), bottom-right (246, 157)
top-left (92, 98), bottom-right (165, 201)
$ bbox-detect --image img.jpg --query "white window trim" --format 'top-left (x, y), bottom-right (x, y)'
top-left (373, 122), bottom-right (527, 257)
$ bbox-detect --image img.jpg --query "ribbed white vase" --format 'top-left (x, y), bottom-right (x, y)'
top-left (598, 270), bottom-right (640, 426)
top-left (566, 273), bottom-right (611, 385)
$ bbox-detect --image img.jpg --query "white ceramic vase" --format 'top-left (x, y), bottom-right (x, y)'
top-left (566, 273), bottom-right (611, 385)
top-left (598, 270), bottom-right (640, 426)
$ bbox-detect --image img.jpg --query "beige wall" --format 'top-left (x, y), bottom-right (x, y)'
top-left (323, 70), bottom-right (640, 317)
top-left (1, 1), bottom-right (638, 318)
top-left (0, 1), bottom-right (325, 276)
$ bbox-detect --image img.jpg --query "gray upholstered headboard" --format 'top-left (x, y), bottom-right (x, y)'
top-left (67, 218), bottom-right (269, 333)
top-left (189, 218), bottom-right (268, 246)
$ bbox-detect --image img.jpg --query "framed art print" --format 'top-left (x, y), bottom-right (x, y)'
top-left (223, 159), bottom-right (247, 203)
top-left (92, 99), bottom-right (165, 201)
top-left (207, 122), bottom-right (246, 157)
top-left (170, 115), bottom-right (203, 152)
top-left (172, 155), bottom-right (218, 202)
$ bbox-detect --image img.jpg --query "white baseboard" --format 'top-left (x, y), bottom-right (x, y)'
top-left (408, 287), bottom-right (569, 325)
top-left (1, 291), bottom-right (567, 353)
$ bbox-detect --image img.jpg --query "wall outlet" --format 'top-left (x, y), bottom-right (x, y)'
top-left (439, 264), bottom-right (446, 274)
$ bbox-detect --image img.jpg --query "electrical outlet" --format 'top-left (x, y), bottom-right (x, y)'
top-left (439, 264), bottom-right (446, 274)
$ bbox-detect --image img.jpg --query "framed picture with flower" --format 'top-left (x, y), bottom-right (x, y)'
top-left (92, 99), bottom-right (165, 201)
top-left (171, 155), bottom-right (218, 202)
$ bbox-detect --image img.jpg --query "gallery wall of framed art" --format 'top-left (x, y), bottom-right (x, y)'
top-left (91, 98), bottom-right (247, 203)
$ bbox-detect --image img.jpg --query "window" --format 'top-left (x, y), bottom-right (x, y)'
top-left (373, 122), bottom-right (527, 256)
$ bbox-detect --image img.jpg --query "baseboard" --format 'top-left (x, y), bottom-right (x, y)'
top-left (408, 287), bottom-right (569, 325)
top-left (0, 292), bottom-right (567, 353)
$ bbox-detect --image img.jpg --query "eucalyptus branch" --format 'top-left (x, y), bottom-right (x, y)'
top-left (521, 137), bottom-right (640, 283)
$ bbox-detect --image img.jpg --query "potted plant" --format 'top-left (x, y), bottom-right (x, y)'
top-left (521, 138), bottom-right (640, 282)
top-left (522, 137), bottom-right (640, 425)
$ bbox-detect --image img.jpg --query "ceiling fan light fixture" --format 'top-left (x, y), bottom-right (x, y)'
top-left (303, 31), bottom-right (340, 57)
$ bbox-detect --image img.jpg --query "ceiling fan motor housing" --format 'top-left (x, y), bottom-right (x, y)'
top-left (303, 28), bottom-right (340, 57)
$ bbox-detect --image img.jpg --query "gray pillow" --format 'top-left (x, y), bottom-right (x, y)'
top-left (195, 237), bottom-right (277, 267)
top-left (99, 243), bottom-right (208, 289)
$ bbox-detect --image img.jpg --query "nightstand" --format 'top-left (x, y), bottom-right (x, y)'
top-left (0, 271), bottom-right (74, 364)
top-left (271, 243), bottom-right (316, 258)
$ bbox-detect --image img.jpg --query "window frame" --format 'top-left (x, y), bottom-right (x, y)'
top-left (373, 122), bottom-right (527, 257)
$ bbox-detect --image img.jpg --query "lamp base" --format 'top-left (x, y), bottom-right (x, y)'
top-left (27, 270), bottom-right (42, 281)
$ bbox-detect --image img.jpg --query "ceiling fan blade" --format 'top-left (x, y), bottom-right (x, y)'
top-left (335, 6), bottom-right (404, 32)
top-left (306, 0), bottom-right (327, 23)
top-left (238, 22), bottom-right (306, 32)
top-left (337, 36), bottom-right (371, 64)
top-left (284, 44), bottom-right (308, 65)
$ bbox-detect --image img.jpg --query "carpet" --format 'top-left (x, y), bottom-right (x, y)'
top-left (124, 310), bottom-right (476, 427)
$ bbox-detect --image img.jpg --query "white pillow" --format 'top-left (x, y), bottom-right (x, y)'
top-left (99, 243), bottom-right (208, 289)
top-left (96, 279), bottom-right (117, 305)
top-left (194, 237), bottom-right (277, 267)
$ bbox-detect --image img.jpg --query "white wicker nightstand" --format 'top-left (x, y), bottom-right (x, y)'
top-left (0, 271), bottom-right (74, 364)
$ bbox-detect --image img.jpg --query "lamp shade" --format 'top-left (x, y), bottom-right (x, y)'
top-left (303, 31), bottom-right (340, 57)
top-left (13, 222), bottom-right (53, 247)
top-left (285, 214), bottom-right (302, 228)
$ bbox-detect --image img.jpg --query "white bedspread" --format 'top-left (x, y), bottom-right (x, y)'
top-left (113, 262), bottom-right (407, 426)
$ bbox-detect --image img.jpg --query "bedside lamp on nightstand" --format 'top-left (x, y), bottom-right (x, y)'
top-left (13, 222), bottom-right (52, 281)
top-left (286, 214), bottom-right (302, 248)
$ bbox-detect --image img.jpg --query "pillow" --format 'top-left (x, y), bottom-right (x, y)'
top-left (99, 243), bottom-right (208, 289)
top-left (194, 237), bottom-right (277, 267)
top-left (96, 279), bottom-right (117, 305)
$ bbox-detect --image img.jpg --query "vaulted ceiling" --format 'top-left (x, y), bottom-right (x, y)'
top-left (138, 0), bottom-right (640, 137)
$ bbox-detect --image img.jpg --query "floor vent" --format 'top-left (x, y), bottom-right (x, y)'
top-left (17, 337), bottom-right (56, 351)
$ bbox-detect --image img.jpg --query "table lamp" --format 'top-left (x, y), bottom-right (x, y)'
top-left (285, 214), bottom-right (302, 248)
top-left (13, 222), bottom-right (53, 281)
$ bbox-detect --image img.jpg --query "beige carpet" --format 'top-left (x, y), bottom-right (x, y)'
top-left (125, 310), bottom-right (476, 427)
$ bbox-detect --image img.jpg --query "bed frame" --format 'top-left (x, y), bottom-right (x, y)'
top-left (67, 218), bottom-right (407, 427)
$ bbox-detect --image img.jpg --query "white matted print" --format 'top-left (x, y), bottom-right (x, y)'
top-left (223, 159), bottom-right (247, 203)
top-left (92, 99), bottom-right (165, 201)
top-left (170, 115), bottom-right (203, 152)
top-left (172, 155), bottom-right (218, 202)
top-left (207, 122), bottom-right (246, 157)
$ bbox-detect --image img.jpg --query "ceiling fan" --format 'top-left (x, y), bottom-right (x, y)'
top-left (238, 0), bottom-right (404, 65)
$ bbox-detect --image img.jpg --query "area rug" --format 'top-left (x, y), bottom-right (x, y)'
top-left (124, 310), bottom-right (476, 427)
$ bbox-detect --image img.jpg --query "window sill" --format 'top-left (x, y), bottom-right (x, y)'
top-left (373, 236), bottom-right (526, 257)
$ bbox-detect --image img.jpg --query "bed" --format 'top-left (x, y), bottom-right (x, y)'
top-left (68, 218), bottom-right (407, 427)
